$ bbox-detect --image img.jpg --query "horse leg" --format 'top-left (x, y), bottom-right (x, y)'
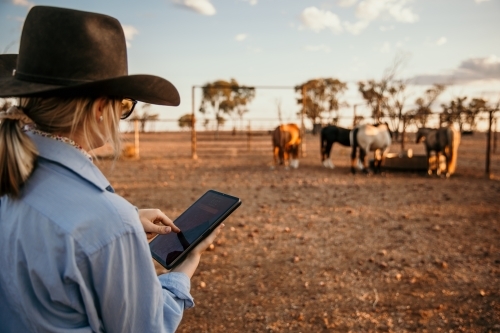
top-left (271, 146), bottom-right (280, 169)
top-left (322, 141), bottom-right (334, 168)
top-left (283, 150), bottom-right (290, 170)
top-left (350, 147), bottom-right (357, 174)
top-left (373, 149), bottom-right (381, 174)
top-left (443, 146), bottom-right (451, 178)
top-left (290, 148), bottom-right (300, 169)
top-left (436, 152), bottom-right (442, 176)
top-left (426, 150), bottom-right (433, 176)
top-left (360, 148), bottom-right (369, 174)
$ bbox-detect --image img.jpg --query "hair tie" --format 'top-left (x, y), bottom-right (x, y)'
top-left (0, 106), bottom-right (33, 126)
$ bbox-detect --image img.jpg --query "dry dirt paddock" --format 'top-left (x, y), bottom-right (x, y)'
top-left (96, 130), bottom-right (500, 333)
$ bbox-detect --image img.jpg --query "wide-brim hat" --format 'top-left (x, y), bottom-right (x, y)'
top-left (0, 6), bottom-right (180, 106)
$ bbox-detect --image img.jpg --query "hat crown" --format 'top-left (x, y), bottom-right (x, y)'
top-left (16, 6), bottom-right (128, 85)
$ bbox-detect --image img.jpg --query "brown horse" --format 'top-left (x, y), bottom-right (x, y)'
top-left (416, 126), bottom-right (461, 177)
top-left (272, 123), bottom-right (301, 169)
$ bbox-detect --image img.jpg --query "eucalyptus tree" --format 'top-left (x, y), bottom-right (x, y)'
top-left (295, 78), bottom-right (348, 126)
top-left (199, 79), bottom-right (255, 137)
top-left (408, 84), bottom-right (445, 128)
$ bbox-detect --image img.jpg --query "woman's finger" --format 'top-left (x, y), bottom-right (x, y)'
top-left (153, 210), bottom-right (180, 233)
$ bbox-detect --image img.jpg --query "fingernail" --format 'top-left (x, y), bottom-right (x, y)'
top-left (164, 227), bottom-right (171, 233)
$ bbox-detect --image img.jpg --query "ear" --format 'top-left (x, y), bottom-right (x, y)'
top-left (93, 97), bottom-right (107, 122)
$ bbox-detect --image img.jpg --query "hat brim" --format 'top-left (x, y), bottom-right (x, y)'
top-left (0, 74), bottom-right (180, 106)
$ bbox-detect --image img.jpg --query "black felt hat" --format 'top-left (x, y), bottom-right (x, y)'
top-left (0, 6), bottom-right (180, 106)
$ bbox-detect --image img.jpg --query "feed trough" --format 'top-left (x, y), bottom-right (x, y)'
top-left (370, 149), bottom-right (445, 172)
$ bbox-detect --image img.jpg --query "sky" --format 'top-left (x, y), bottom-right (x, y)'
top-left (1, 0), bottom-right (499, 130)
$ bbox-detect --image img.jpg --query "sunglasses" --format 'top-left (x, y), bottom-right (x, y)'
top-left (121, 98), bottom-right (138, 120)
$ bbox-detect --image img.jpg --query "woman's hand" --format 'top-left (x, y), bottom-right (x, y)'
top-left (138, 209), bottom-right (180, 241)
top-left (171, 224), bottom-right (225, 278)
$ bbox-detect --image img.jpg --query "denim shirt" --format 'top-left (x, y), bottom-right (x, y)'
top-left (0, 132), bottom-right (194, 333)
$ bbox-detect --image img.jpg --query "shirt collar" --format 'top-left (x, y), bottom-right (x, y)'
top-left (27, 131), bottom-right (113, 192)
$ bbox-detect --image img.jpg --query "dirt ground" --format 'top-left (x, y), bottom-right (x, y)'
top-left (97, 130), bottom-right (500, 333)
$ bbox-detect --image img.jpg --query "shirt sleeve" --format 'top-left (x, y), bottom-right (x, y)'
top-left (87, 231), bottom-right (194, 333)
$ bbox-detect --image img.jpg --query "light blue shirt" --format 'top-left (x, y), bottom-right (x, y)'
top-left (0, 132), bottom-right (194, 333)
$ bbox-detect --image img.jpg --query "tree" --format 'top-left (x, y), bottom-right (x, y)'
top-left (358, 53), bottom-right (411, 135)
top-left (465, 98), bottom-right (489, 131)
top-left (129, 103), bottom-right (159, 133)
top-left (199, 79), bottom-right (255, 137)
top-left (358, 80), bottom-right (387, 123)
top-left (440, 96), bottom-right (467, 130)
top-left (408, 84), bottom-right (445, 128)
top-left (295, 78), bottom-right (348, 125)
top-left (178, 114), bottom-right (194, 130)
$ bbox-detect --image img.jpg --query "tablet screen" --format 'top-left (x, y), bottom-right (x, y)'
top-left (150, 190), bottom-right (240, 268)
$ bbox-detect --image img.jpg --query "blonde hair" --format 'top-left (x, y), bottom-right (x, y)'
top-left (0, 97), bottom-right (122, 198)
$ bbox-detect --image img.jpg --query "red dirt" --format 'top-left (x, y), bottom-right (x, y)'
top-left (96, 131), bottom-right (500, 333)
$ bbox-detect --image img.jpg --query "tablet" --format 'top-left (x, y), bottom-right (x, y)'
top-left (150, 190), bottom-right (241, 270)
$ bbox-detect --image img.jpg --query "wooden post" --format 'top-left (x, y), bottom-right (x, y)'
top-left (401, 115), bottom-right (406, 151)
top-left (301, 85), bottom-right (306, 157)
top-left (494, 116), bottom-right (498, 153)
top-left (191, 86), bottom-right (198, 160)
top-left (247, 121), bottom-right (251, 151)
top-left (486, 110), bottom-right (493, 178)
top-left (134, 118), bottom-right (140, 159)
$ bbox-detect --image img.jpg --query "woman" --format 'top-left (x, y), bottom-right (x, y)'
top-left (0, 6), bottom-right (222, 333)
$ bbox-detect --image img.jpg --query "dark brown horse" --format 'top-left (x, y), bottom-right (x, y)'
top-left (416, 126), bottom-right (460, 177)
top-left (272, 123), bottom-right (301, 169)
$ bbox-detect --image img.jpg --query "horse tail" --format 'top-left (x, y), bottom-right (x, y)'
top-left (447, 126), bottom-right (461, 174)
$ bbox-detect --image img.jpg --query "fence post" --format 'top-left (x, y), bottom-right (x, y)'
top-left (494, 117), bottom-right (498, 153)
top-left (301, 85), bottom-right (306, 157)
top-left (247, 121), bottom-right (251, 151)
top-left (191, 86), bottom-right (198, 160)
top-left (401, 115), bottom-right (406, 151)
top-left (134, 118), bottom-right (140, 159)
top-left (486, 110), bottom-right (493, 178)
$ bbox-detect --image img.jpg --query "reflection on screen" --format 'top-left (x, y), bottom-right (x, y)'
top-left (150, 192), bottom-right (238, 266)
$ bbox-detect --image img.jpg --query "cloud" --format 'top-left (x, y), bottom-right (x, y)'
top-left (121, 25), bottom-right (138, 48)
top-left (242, 0), bottom-right (258, 5)
top-left (379, 25), bottom-right (395, 31)
top-left (356, 0), bottom-right (418, 23)
top-left (299, 7), bottom-right (343, 34)
top-left (338, 0), bottom-right (358, 7)
top-left (235, 34), bottom-right (247, 41)
top-left (388, 0), bottom-right (419, 22)
top-left (436, 37), bottom-right (447, 46)
top-left (300, 0), bottom-right (418, 36)
top-left (411, 55), bottom-right (500, 85)
top-left (303, 44), bottom-right (331, 53)
top-left (173, 0), bottom-right (216, 16)
top-left (475, 0), bottom-right (490, 3)
top-left (12, 0), bottom-right (34, 7)
top-left (343, 20), bottom-right (369, 35)
top-left (379, 41), bottom-right (391, 53)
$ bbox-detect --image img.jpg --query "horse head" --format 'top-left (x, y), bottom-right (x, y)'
top-left (416, 128), bottom-right (430, 143)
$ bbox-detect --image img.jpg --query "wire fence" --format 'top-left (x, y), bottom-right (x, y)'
top-left (120, 110), bottom-right (499, 178)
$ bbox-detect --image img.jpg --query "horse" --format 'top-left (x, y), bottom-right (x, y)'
top-left (272, 123), bottom-right (301, 169)
top-left (416, 126), bottom-right (460, 178)
top-left (320, 125), bottom-right (351, 169)
top-left (350, 123), bottom-right (392, 174)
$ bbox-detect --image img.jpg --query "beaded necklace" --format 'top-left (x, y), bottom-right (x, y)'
top-left (29, 128), bottom-right (93, 162)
